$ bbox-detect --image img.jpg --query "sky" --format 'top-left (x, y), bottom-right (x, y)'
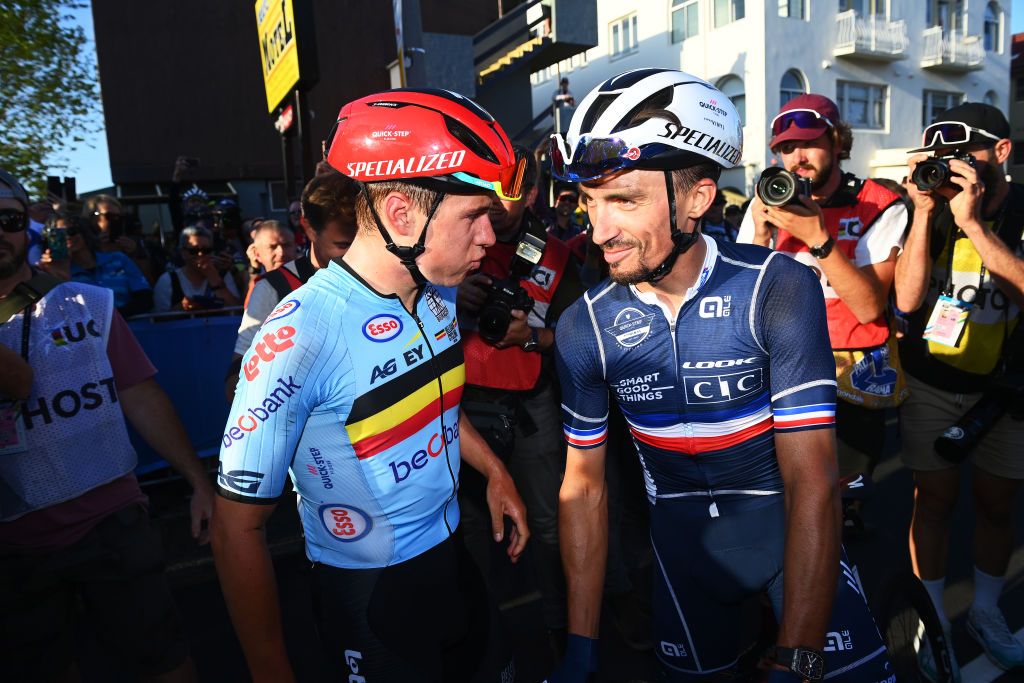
top-left (56, 0), bottom-right (1024, 194)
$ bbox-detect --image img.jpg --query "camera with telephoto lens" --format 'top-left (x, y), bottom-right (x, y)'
top-left (477, 232), bottom-right (547, 344)
top-left (756, 167), bottom-right (813, 207)
top-left (911, 152), bottom-right (977, 200)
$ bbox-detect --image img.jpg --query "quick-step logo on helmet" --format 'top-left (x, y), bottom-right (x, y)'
top-left (346, 150), bottom-right (466, 179)
top-left (658, 122), bottom-right (741, 165)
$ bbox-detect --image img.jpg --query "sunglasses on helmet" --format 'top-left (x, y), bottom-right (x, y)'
top-left (919, 121), bottom-right (1001, 149)
top-left (0, 209), bottom-right (27, 233)
top-left (450, 156), bottom-right (528, 202)
top-left (549, 134), bottom-right (647, 183)
top-left (770, 109), bottom-right (835, 137)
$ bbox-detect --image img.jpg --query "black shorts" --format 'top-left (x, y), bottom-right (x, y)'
top-left (0, 504), bottom-right (190, 682)
top-left (311, 533), bottom-right (516, 683)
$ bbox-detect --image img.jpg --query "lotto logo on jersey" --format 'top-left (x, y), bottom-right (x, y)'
top-left (243, 326), bottom-right (296, 381)
top-left (362, 314), bottom-right (403, 342)
top-left (319, 504), bottom-right (372, 542)
top-left (264, 299), bottom-right (300, 324)
top-left (683, 368), bottom-right (763, 404)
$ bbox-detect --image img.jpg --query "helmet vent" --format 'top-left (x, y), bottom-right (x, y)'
top-left (612, 86), bottom-right (676, 134)
top-left (579, 94), bottom-right (618, 139)
top-left (444, 116), bottom-right (498, 164)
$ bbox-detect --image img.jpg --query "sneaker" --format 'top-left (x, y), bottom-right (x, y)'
top-left (917, 621), bottom-right (960, 683)
top-left (967, 606), bottom-right (1024, 671)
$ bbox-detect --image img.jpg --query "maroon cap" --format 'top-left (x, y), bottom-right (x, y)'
top-left (769, 94), bottom-right (840, 149)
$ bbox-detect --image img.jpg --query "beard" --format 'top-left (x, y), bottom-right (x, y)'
top-left (605, 236), bottom-right (656, 285)
top-left (791, 157), bottom-right (834, 193)
top-left (0, 236), bottom-right (28, 280)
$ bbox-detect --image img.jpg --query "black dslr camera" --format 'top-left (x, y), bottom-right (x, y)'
top-left (477, 232), bottom-right (546, 344)
top-left (911, 152), bottom-right (977, 200)
top-left (756, 168), bottom-right (813, 207)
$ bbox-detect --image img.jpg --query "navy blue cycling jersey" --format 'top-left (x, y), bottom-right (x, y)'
top-left (555, 236), bottom-right (838, 509)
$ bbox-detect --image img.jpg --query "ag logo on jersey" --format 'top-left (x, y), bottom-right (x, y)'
top-left (684, 368), bottom-right (763, 404)
top-left (362, 314), bottom-right (403, 342)
top-left (604, 307), bottom-right (655, 348)
top-left (319, 504), bottom-right (373, 542)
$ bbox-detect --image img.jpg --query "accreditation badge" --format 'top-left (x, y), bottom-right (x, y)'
top-left (922, 295), bottom-right (971, 348)
top-left (0, 402), bottom-right (28, 456)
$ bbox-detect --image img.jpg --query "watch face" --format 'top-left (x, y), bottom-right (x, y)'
top-left (798, 650), bottom-right (825, 680)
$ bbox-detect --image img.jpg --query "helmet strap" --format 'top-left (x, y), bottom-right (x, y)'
top-left (644, 171), bottom-right (700, 284)
top-left (361, 183), bottom-right (444, 287)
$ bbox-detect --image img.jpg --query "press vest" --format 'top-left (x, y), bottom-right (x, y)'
top-left (775, 177), bottom-right (902, 350)
top-left (462, 234), bottom-right (572, 391)
top-left (0, 283), bottom-right (136, 521)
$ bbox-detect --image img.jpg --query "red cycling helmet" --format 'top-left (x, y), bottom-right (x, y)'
top-left (325, 88), bottom-right (525, 200)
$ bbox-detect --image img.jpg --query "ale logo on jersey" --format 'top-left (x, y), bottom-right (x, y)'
top-left (362, 314), bottom-right (403, 342)
top-left (603, 307), bottom-right (655, 348)
top-left (264, 299), bottom-right (300, 324)
top-left (318, 504), bottom-right (372, 542)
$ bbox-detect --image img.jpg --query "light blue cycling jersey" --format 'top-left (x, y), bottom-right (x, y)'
top-left (217, 259), bottom-right (466, 569)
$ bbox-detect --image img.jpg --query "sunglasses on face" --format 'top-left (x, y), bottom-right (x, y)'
top-left (0, 209), bottom-right (27, 233)
top-left (919, 121), bottom-right (1001, 149)
top-left (184, 246), bottom-right (212, 256)
top-left (770, 109), bottom-right (835, 137)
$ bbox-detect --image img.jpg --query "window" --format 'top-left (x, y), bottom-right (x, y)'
top-left (927, 0), bottom-right (965, 32)
top-left (780, 70), bottom-right (806, 106)
top-left (922, 90), bottom-right (963, 126)
top-left (714, 0), bottom-right (744, 26)
top-left (837, 80), bottom-right (886, 129)
top-left (610, 13), bottom-right (639, 58)
top-left (984, 3), bottom-right (1002, 53)
top-left (717, 75), bottom-right (745, 125)
top-left (839, 0), bottom-right (886, 16)
top-left (671, 1), bottom-right (699, 43)
top-left (778, 0), bottom-right (808, 19)
top-left (983, 90), bottom-right (998, 107)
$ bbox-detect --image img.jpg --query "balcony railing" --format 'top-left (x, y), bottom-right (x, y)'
top-left (833, 10), bottom-right (908, 60)
top-left (920, 25), bottom-right (984, 72)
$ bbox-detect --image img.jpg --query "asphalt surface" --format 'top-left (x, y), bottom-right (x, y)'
top-left (74, 442), bottom-right (1024, 683)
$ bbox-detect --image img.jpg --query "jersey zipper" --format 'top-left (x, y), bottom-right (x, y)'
top-left (404, 289), bottom-right (458, 536)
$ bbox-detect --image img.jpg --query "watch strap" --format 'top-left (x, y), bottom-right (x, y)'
top-left (809, 235), bottom-right (835, 259)
top-left (774, 645), bottom-right (825, 681)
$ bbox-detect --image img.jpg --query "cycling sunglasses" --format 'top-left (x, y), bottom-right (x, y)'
top-left (549, 133), bottom-right (645, 182)
top-left (919, 121), bottom-right (1001, 149)
top-left (450, 156), bottom-right (527, 201)
top-left (0, 209), bottom-right (27, 233)
top-left (770, 109), bottom-right (835, 137)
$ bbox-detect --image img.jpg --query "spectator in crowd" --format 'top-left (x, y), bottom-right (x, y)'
top-left (552, 76), bottom-right (575, 109)
top-left (547, 187), bottom-right (584, 242)
top-left (701, 190), bottom-right (738, 242)
top-left (0, 167), bottom-right (214, 683)
top-left (457, 145), bottom-right (585, 655)
top-left (895, 103), bottom-right (1024, 676)
top-left (724, 202), bottom-right (742, 230)
top-left (153, 226), bottom-right (241, 312)
top-left (26, 200), bottom-right (52, 265)
top-left (287, 198), bottom-right (308, 254)
top-left (39, 214), bottom-right (154, 317)
top-left (226, 170), bottom-right (358, 402)
top-left (245, 219), bottom-right (295, 278)
top-left (81, 194), bottom-right (157, 281)
top-left (738, 93), bottom-right (908, 479)
top-left (181, 188), bottom-right (213, 232)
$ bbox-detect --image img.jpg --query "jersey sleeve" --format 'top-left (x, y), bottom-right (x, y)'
top-left (756, 254), bottom-right (837, 432)
top-left (554, 296), bottom-right (609, 450)
top-left (234, 278), bottom-right (278, 356)
top-left (217, 298), bottom-right (348, 503)
top-left (854, 201), bottom-right (907, 267)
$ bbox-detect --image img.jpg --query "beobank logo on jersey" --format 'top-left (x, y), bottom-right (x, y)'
top-left (318, 504), bottom-right (373, 542)
top-left (390, 423), bottom-right (460, 484)
top-left (362, 314), bottom-right (403, 342)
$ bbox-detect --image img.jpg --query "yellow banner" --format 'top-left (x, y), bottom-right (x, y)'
top-left (255, 0), bottom-right (301, 112)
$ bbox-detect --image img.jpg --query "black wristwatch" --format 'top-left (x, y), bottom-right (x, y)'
top-left (774, 646), bottom-right (825, 681)
top-left (521, 328), bottom-right (540, 352)
top-left (808, 236), bottom-right (835, 260)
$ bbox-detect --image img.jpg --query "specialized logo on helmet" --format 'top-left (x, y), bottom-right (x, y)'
top-left (346, 150), bottom-right (466, 179)
top-left (623, 147), bottom-right (641, 161)
top-left (603, 307), bottom-right (655, 348)
top-left (658, 123), bottom-right (742, 165)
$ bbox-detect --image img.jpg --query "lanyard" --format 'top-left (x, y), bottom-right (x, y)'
top-left (19, 306), bottom-right (31, 363)
top-left (941, 227), bottom-right (986, 298)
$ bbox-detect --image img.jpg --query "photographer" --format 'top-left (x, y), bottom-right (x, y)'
top-left (738, 94), bottom-right (907, 478)
top-left (457, 146), bottom-right (584, 653)
top-left (894, 103), bottom-right (1024, 675)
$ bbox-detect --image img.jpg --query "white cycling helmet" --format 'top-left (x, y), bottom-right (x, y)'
top-left (550, 68), bottom-right (743, 182)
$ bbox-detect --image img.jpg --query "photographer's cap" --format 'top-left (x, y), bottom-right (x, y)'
top-left (769, 94), bottom-right (840, 150)
top-left (911, 102), bottom-right (1011, 153)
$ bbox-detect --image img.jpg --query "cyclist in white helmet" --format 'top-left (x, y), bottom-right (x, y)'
top-left (547, 69), bottom-right (891, 683)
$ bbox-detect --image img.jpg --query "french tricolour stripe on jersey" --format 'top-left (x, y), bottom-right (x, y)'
top-left (625, 401), bottom-right (774, 455)
top-left (561, 404), bottom-right (608, 449)
top-left (772, 403), bottom-right (836, 431)
top-left (346, 344), bottom-right (465, 460)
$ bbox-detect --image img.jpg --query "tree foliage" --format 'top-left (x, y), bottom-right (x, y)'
top-left (0, 0), bottom-right (99, 196)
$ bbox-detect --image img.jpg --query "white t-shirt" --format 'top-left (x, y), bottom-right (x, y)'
top-left (152, 267), bottom-right (240, 313)
top-left (233, 260), bottom-right (301, 355)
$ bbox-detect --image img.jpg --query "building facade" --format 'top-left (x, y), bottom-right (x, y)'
top-left (530, 0), bottom-right (1012, 194)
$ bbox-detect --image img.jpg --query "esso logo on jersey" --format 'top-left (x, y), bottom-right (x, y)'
top-left (319, 504), bottom-right (372, 542)
top-left (264, 299), bottom-right (300, 324)
top-left (362, 314), bottom-right (403, 342)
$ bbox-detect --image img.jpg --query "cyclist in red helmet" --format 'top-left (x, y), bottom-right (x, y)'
top-left (212, 88), bottom-right (529, 683)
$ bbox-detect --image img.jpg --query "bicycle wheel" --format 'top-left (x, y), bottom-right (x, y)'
top-left (871, 572), bottom-right (953, 683)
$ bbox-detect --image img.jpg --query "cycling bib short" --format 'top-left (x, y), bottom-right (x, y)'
top-left (217, 259), bottom-right (465, 569)
top-left (555, 236), bottom-right (891, 680)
